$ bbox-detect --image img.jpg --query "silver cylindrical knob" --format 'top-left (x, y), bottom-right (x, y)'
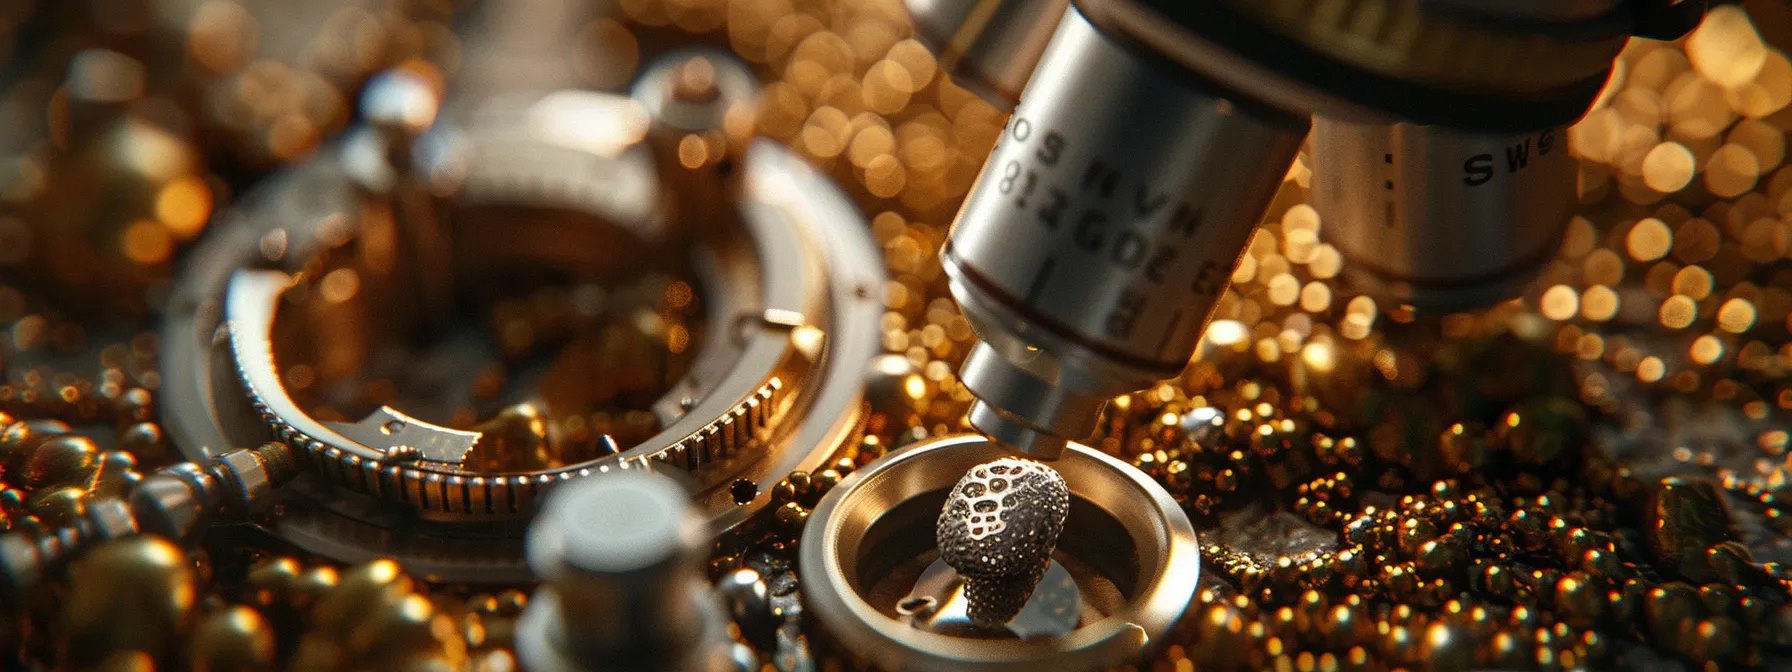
top-left (944, 6), bottom-right (1307, 458)
top-left (631, 49), bottom-right (761, 235)
top-left (904, 0), bottom-right (1070, 107)
top-left (64, 49), bottom-right (145, 140)
top-left (518, 470), bottom-right (731, 672)
top-left (351, 69), bottom-right (453, 331)
top-left (1308, 120), bottom-right (1576, 313)
top-left (632, 49), bottom-right (760, 139)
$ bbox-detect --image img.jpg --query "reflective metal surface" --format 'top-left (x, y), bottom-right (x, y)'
top-left (1309, 120), bottom-right (1578, 312)
top-left (800, 434), bottom-right (1201, 671)
top-left (903, 0), bottom-right (1070, 106)
top-left (158, 69), bottom-right (884, 577)
top-left (943, 7), bottom-right (1306, 457)
top-left (517, 470), bottom-right (734, 672)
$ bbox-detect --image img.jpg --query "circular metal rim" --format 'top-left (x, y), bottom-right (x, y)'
top-left (167, 111), bottom-right (805, 520)
top-left (698, 139), bottom-right (887, 532)
top-left (262, 139), bottom-right (883, 581)
top-left (159, 90), bottom-right (882, 576)
top-left (799, 434), bottom-right (1201, 671)
top-left (160, 116), bottom-right (681, 464)
top-left (214, 137), bottom-right (820, 519)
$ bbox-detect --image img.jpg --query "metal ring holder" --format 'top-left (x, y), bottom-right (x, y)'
top-left (800, 434), bottom-right (1202, 671)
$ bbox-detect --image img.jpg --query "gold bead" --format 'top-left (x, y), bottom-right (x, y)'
top-left (22, 433), bottom-right (100, 490)
top-left (291, 565), bottom-right (340, 614)
top-left (189, 606), bottom-right (275, 672)
top-left (313, 559), bottom-right (412, 636)
top-left (92, 450), bottom-right (140, 498)
top-left (117, 422), bottom-right (171, 466)
top-left (0, 419), bottom-right (68, 480)
top-left (114, 387), bottom-right (155, 424)
top-left (246, 556), bottom-right (303, 608)
top-left (62, 537), bottom-right (198, 666)
top-left (27, 486), bottom-right (87, 528)
top-left (468, 403), bottom-right (553, 471)
top-left (93, 651), bottom-right (156, 672)
top-left (495, 589), bottom-right (528, 615)
top-left (351, 593), bottom-right (461, 663)
top-left (864, 353), bottom-right (920, 435)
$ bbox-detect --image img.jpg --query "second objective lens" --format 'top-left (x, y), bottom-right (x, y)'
top-left (1308, 119), bottom-right (1577, 313)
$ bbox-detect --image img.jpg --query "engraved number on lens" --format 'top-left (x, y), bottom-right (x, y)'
top-left (992, 115), bottom-right (1211, 288)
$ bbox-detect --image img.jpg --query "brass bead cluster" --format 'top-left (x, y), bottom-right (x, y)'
top-left (0, 411), bottom-right (141, 535)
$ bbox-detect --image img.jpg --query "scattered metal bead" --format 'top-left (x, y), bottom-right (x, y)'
top-left (188, 606), bottom-right (276, 672)
top-left (61, 537), bottom-right (197, 666)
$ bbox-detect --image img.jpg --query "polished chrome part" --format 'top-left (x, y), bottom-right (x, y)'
top-left (1067, 0), bottom-right (1389, 125)
top-left (1309, 120), bottom-right (1576, 312)
top-left (517, 470), bottom-right (734, 672)
top-left (716, 568), bottom-right (779, 648)
top-left (944, 7), bottom-right (1306, 458)
top-left (632, 48), bottom-right (760, 136)
top-left (904, 0), bottom-right (1070, 107)
top-left (632, 49), bottom-right (764, 237)
top-left (900, 557), bottom-right (1081, 638)
top-left (800, 434), bottom-right (1201, 671)
top-left (697, 142), bottom-right (887, 532)
top-left (213, 172), bottom-right (811, 516)
top-left (1072, 0), bottom-right (1628, 132)
top-left (321, 406), bottom-right (481, 466)
top-left (356, 69), bottom-right (454, 330)
top-left (220, 270), bottom-right (488, 472)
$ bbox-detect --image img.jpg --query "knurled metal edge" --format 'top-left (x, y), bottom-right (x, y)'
top-left (220, 274), bottom-right (801, 518)
top-left (245, 369), bottom-right (789, 517)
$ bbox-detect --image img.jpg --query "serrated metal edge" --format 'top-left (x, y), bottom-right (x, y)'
top-left (256, 373), bottom-right (790, 516)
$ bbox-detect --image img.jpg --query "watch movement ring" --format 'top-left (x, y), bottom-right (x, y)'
top-left (160, 86), bottom-right (885, 577)
top-left (210, 123), bottom-right (822, 517)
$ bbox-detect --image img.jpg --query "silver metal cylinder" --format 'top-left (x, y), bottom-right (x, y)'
top-left (632, 48), bottom-right (759, 137)
top-left (904, 0), bottom-right (1070, 107)
top-left (1308, 120), bottom-right (1576, 312)
top-left (354, 70), bottom-right (454, 332)
top-left (944, 6), bottom-right (1307, 458)
top-left (517, 470), bottom-right (730, 672)
top-left (631, 49), bottom-right (761, 238)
